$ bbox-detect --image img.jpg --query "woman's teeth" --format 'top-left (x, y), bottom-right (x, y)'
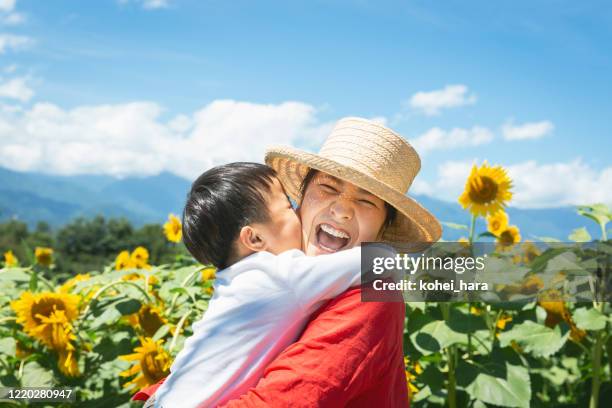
top-left (320, 223), bottom-right (350, 239)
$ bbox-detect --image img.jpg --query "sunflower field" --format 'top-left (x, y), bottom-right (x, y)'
top-left (1, 162), bottom-right (611, 408)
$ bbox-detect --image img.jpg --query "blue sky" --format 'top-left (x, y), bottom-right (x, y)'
top-left (1, 0), bottom-right (611, 208)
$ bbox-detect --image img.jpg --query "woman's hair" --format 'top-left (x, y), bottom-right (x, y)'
top-left (299, 169), bottom-right (397, 230)
top-left (182, 162), bottom-right (277, 269)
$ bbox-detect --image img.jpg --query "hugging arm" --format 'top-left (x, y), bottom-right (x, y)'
top-left (218, 288), bottom-right (408, 408)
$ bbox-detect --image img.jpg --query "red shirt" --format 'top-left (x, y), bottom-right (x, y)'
top-left (135, 287), bottom-right (408, 407)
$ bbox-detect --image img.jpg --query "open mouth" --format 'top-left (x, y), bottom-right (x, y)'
top-left (316, 223), bottom-right (351, 253)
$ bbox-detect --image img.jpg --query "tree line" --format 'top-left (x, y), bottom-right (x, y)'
top-left (0, 216), bottom-right (190, 280)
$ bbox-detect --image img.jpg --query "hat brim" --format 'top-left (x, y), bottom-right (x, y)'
top-left (265, 146), bottom-right (442, 252)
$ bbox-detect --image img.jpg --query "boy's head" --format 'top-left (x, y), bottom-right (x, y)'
top-left (183, 162), bottom-right (301, 269)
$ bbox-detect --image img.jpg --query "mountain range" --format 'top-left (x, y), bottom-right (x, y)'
top-left (0, 166), bottom-right (599, 241)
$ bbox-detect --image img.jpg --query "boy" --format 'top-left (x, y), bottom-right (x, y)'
top-left (153, 162), bottom-right (393, 408)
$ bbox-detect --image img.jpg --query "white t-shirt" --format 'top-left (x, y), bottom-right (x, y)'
top-left (154, 246), bottom-right (388, 408)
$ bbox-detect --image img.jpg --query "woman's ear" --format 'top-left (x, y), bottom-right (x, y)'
top-left (238, 225), bottom-right (266, 252)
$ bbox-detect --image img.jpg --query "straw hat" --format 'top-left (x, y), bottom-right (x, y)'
top-left (265, 117), bottom-right (442, 252)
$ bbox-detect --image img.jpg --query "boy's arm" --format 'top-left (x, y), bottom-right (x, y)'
top-left (279, 245), bottom-right (396, 314)
top-left (218, 287), bottom-right (407, 408)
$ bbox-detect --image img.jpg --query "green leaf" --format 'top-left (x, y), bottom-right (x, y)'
top-left (28, 270), bottom-right (38, 292)
top-left (544, 251), bottom-right (585, 275)
top-left (153, 324), bottom-right (171, 341)
top-left (477, 231), bottom-right (497, 239)
top-left (20, 362), bottom-right (53, 387)
top-left (90, 305), bottom-right (123, 330)
top-left (530, 247), bottom-right (570, 273)
top-left (568, 227), bottom-right (592, 242)
top-left (577, 203), bottom-right (611, 228)
top-left (460, 360), bottom-right (531, 408)
top-left (115, 298), bottom-right (142, 315)
top-left (499, 321), bottom-right (568, 357)
top-left (441, 222), bottom-right (468, 231)
top-left (409, 320), bottom-right (467, 355)
top-left (0, 269), bottom-right (31, 282)
top-left (0, 337), bottom-right (15, 355)
top-left (406, 302), bottom-right (426, 312)
top-left (573, 307), bottom-right (608, 331)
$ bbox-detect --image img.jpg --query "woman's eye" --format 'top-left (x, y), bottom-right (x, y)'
top-left (359, 199), bottom-right (376, 207)
top-left (319, 184), bottom-right (338, 193)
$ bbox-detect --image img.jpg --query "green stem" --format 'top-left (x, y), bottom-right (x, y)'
top-left (446, 346), bottom-right (457, 408)
top-left (606, 335), bottom-right (612, 385)
top-left (589, 302), bottom-right (607, 408)
top-left (600, 222), bottom-right (607, 241)
top-left (468, 214), bottom-right (477, 244)
top-left (470, 332), bottom-right (491, 354)
top-left (169, 309), bottom-right (192, 353)
top-left (440, 303), bottom-right (457, 408)
top-left (168, 268), bottom-right (201, 315)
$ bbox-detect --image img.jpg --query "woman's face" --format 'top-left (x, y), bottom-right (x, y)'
top-left (298, 172), bottom-right (388, 256)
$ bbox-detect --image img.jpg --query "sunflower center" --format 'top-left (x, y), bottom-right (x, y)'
top-left (468, 176), bottom-right (499, 204)
top-left (139, 307), bottom-right (164, 337)
top-left (141, 350), bottom-right (168, 384)
top-left (31, 299), bottom-right (66, 324)
top-left (498, 230), bottom-right (515, 246)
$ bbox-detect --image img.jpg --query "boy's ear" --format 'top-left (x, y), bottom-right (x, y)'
top-left (238, 226), bottom-right (266, 252)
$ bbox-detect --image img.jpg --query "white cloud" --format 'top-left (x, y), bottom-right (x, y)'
top-left (2, 12), bottom-right (25, 25)
top-left (412, 159), bottom-right (612, 208)
top-left (411, 126), bottom-right (493, 154)
top-left (0, 0), bottom-right (15, 12)
top-left (142, 0), bottom-right (169, 9)
top-left (3, 64), bottom-right (17, 73)
top-left (0, 99), bottom-right (333, 179)
top-left (0, 34), bottom-right (31, 53)
top-left (502, 120), bottom-right (554, 140)
top-left (0, 0), bottom-right (24, 25)
top-left (119, 0), bottom-right (170, 10)
top-left (0, 76), bottom-right (33, 101)
top-left (408, 84), bottom-right (477, 116)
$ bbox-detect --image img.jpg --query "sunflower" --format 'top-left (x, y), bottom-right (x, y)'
top-left (131, 247), bottom-right (151, 270)
top-left (11, 292), bottom-right (80, 349)
top-left (35, 247), bottom-right (53, 267)
top-left (201, 267), bottom-right (216, 282)
top-left (521, 241), bottom-right (541, 264)
top-left (495, 225), bottom-right (521, 251)
top-left (163, 214), bottom-right (182, 243)
top-left (404, 357), bottom-right (422, 398)
top-left (469, 305), bottom-right (483, 316)
top-left (496, 314), bottom-right (513, 330)
top-left (15, 340), bottom-right (32, 359)
top-left (115, 250), bottom-right (133, 271)
top-left (457, 237), bottom-right (471, 249)
top-left (3, 250), bottom-right (18, 267)
top-left (58, 349), bottom-right (80, 377)
top-left (127, 304), bottom-right (168, 337)
top-left (487, 211), bottom-right (509, 236)
top-left (458, 162), bottom-right (513, 217)
top-left (121, 272), bottom-right (159, 289)
top-left (537, 290), bottom-right (586, 343)
top-left (59, 273), bottom-right (91, 294)
top-left (120, 337), bottom-right (171, 390)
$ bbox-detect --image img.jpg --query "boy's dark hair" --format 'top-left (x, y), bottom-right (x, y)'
top-left (183, 162), bottom-right (277, 269)
top-left (299, 169), bottom-right (397, 230)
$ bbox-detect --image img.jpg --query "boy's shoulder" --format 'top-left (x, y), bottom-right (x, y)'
top-left (233, 249), bottom-right (306, 266)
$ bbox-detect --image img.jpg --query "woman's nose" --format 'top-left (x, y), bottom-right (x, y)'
top-left (330, 197), bottom-right (354, 220)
